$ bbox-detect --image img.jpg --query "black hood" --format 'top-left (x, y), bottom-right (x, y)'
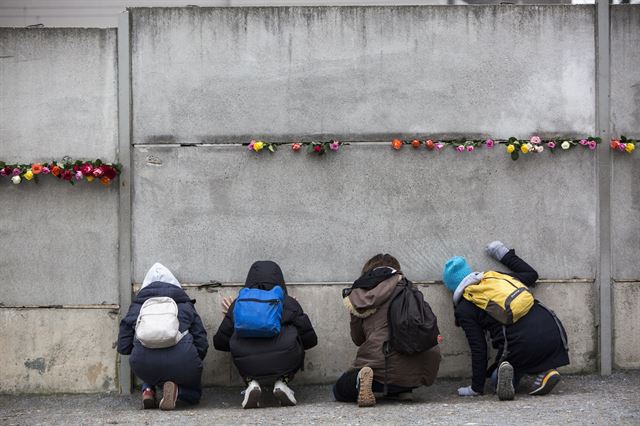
top-left (244, 260), bottom-right (287, 294)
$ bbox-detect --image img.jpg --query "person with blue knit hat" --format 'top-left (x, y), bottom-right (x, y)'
top-left (443, 242), bottom-right (569, 401)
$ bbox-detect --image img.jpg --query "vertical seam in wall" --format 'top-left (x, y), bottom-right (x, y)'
top-left (596, 0), bottom-right (612, 376)
top-left (117, 10), bottom-right (133, 394)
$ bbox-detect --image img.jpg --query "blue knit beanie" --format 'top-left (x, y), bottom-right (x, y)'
top-left (443, 256), bottom-right (472, 292)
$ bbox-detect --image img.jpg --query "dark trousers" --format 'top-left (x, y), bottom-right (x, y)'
top-left (141, 382), bottom-right (201, 405)
top-left (332, 369), bottom-right (414, 402)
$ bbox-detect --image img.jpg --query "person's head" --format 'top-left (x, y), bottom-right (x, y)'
top-left (442, 256), bottom-right (472, 292)
top-left (244, 260), bottom-right (287, 294)
top-left (361, 253), bottom-right (402, 275)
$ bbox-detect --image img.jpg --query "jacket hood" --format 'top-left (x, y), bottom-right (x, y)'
top-left (244, 260), bottom-right (287, 294)
top-left (141, 263), bottom-right (181, 289)
top-left (345, 274), bottom-right (402, 317)
top-left (134, 281), bottom-right (192, 304)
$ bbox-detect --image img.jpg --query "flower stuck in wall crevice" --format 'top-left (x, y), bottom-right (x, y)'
top-left (0, 158), bottom-right (122, 186)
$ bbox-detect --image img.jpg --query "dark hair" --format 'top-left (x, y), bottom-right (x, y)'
top-left (361, 253), bottom-right (402, 275)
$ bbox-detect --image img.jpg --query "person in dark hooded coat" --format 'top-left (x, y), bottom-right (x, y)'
top-left (443, 241), bottom-right (569, 401)
top-left (117, 263), bottom-right (208, 410)
top-left (213, 260), bottom-right (317, 409)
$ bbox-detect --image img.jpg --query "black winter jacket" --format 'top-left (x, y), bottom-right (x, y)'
top-left (213, 261), bottom-right (318, 379)
top-left (454, 250), bottom-right (569, 394)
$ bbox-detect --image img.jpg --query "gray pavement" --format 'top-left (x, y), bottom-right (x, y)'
top-left (1, 371), bottom-right (639, 425)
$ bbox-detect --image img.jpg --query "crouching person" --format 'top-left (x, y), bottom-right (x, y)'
top-left (443, 241), bottom-right (569, 401)
top-left (334, 254), bottom-right (442, 407)
top-left (117, 263), bottom-right (208, 410)
top-left (213, 260), bottom-right (318, 409)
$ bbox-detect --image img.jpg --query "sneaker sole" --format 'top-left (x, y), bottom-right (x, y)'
top-left (159, 382), bottom-right (177, 410)
top-left (357, 367), bottom-right (376, 407)
top-left (242, 387), bottom-right (261, 409)
top-left (142, 397), bottom-right (156, 410)
top-left (273, 387), bottom-right (297, 406)
top-left (530, 372), bottom-right (561, 396)
top-left (497, 362), bottom-right (515, 401)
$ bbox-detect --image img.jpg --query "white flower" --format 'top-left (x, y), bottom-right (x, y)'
top-left (536, 145), bottom-right (544, 153)
top-left (526, 143), bottom-right (534, 151)
top-left (561, 141), bottom-right (571, 150)
top-left (11, 175), bottom-right (21, 184)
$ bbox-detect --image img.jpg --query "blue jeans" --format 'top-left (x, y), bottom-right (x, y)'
top-left (141, 382), bottom-right (201, 405)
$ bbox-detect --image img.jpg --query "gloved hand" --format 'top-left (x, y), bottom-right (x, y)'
top-left (457, 385), bottom-right (480, 397)
top-left (485, 241), bottom-right (509, 261)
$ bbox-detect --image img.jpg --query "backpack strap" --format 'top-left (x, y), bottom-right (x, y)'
top-left (383, 341), bottom-right (391, 397)
top-left (498, 325), bottom-right (509, 364)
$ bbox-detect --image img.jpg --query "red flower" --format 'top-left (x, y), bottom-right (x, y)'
top-left (425, 140), bottom-right (435, 150)
top-left (291, 143), bottom-right (302, 152)
top-left (411, 139), bottom-right (421, 149)
top-left (314, 145), bottom-right (322, 153)
top-left (62, 170), bottom-right (73, 181)
top-left (73, 165), bottom-right (79, 172)
top-left (391, 139), bottom-right (403, 150)
top-left (81, 163), bottom-right (93, 175)
top-left (102, 165), bottom-right (117, 180)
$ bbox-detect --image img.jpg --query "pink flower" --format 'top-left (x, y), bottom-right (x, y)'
top-left (619, 143), bottom-right (626, 151)
top-left (530, 136), bottom-right (541, 145)
top-left (435, 143), bottom-right (444, 151)
top-left (456, 146), bottom-right (464, 152)
top-left (485, 139), bottom-right (494, 148)
top-left (588, 141), bottom-right (597, 150)
top-left (75, 171), bottom-right (83, 181)
top-left (547, 141), bottom-right (556, 149)
top-left (12, 168), bottom-right (21, 176)
top-left (466, 145), bottom-right (474, 152)
top-left (329, 140), bottom-right (340, 151)
top-left (291, 143), bottom-right (302, 152)
top-left (41, 166), bottom-right (50, 175)
top-left (0, 168), bottom-right (6, 176)
top-left (248, 139), bottom-right (256, 151)
top-left (579, 139), bottom-right (588, 146)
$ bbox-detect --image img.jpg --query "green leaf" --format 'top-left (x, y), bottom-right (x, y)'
top-left (511, 151), bottom-right (519, 161)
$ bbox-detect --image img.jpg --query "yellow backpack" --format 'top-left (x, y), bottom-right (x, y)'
top-left (462, 271), bottom-right (534, 324)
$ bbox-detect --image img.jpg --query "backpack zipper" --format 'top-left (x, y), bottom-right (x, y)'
top-left (238, 298), bottom-right (280, 305)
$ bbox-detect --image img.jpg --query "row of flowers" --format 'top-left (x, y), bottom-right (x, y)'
top-left (246, 136), bottom-right (637, 161)
top-left (0, 159), bottom-right (122, 185)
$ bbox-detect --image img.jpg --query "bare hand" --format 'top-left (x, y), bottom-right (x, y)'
top-left (221, 296), bottom-right (235, 314)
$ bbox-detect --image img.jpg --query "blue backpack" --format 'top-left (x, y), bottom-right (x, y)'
top-left (233, 286), bottom-right (285, 338)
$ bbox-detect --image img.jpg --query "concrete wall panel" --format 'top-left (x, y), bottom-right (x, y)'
top-left (611, 7), bottom-right (640, 139)
top-left (131, 6), bottom-right (595, 144)
top-left (611, 155), bottom-right (640, 281)
top-left (133, 145), bottom-right (597, 284)
top-left (0, 28), bottom-right (118, 161)
top-left (0, 308), bottom-right (118, 394)
top-left (613, 282), bottom-right (640, 369)
top-left (0, 180), bottom-right (119, 305)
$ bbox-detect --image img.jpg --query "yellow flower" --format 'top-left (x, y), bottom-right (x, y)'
top-left (521, 144), bottom-right (529, 154)
top-left (507, 145), bottom-right (515, 153)
top-left (24, 170), bottom-right (34, 180)
top-left (626, 143), bottom-right (635, 153)
top-left (253, 141), bottom-right (265, 151)
top-left (86, 176), bottom-right (95, 182)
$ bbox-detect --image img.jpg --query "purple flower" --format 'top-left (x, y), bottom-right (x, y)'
top-left (588, 141), bottom-right (597, 150)
top-left (12, 168), bottom-right (21, 176)
top-left (467, 145), bottom-right (474, 152)
top-left (329, 140), bottom-right (340, 151)
top-left (579, 139), bottom-right (588, 146)
top-left (248, 139), bottom-right (256, 151)
top-left (547, 141), bottom-right (556, 149)
top-left (75, 171), bottom-right (83, 181)
top-left (485, 139), bottom-right (494, 148)
top-left (530, 136), bottom-right (541, 145)
top-left (456, 146), bottom-right (464, 152)
top-left (619, 143), bottom-right (626, 151)
top-left (435, 143), bottom-right (444, 151)
top-left (41, 166), bottom-right (50, 175)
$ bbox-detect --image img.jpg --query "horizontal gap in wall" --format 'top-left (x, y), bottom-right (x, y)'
top-left (132, 278), bottom-right (594, 292)
top-left (0, 304), bottom-right (119, 310)
top-left (613, 279), bottom-right (640, 283)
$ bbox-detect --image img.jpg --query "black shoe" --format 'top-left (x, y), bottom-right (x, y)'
top-left (529, 370), bottom-right (561, 396)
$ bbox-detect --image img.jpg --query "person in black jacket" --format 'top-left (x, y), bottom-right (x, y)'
top-left (117, 263), bottom-right (208, 410)
top-left (442, 241), bottom-right (569, 400)
top-left (213, 260), bottom-right (318, 409)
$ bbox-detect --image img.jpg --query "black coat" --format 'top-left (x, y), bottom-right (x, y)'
top-left (117, 282), bottom-right (209, 387)
top-left (213, 261), bottom-right (318, 380)
top-left (454, 250), bottom-right (570, 394)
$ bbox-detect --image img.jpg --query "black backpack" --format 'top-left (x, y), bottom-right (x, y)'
top-left (386, 278), bottom-right (440, 355)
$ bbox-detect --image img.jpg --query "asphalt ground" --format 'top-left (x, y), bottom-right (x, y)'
top-left (1, 371), bottom-right (639, 425)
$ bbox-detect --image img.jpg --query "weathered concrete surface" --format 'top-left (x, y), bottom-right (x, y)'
top-left (611, 155), bottom-right (640, 281)
top-left (0, 308), bottom-right (118, 394)
top-left (614, 282), bottom-right (640, 369)
top-left (611, 6), bottom-right (640, 139)
top-left (181, 281), bottom-right (594, 387)
top-left (0, 180), bottom-right (119, 305)
top-left (2, 372), bottom-right (639, 426)
top-left (131, 6), bottom-right (595, 144)
top-left (133, 145), bottom-right (597, 284)
top-left (0, 28), bottom-right (118, 161)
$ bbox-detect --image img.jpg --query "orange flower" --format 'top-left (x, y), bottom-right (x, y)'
top-left (425, 140), bottom-right (434, 150)
top-left (391, 139), bottom-right (403, 150)
top-left (100, 177), bottom-right (111, 185)
top-left (31, 163), bottom-right (43, 174)
top-left (51, 166), bottom-right (61, 176)
top-left (610, 139), bottom-right (620, 150)
top-left (411, 139), bottom-right (421, 149)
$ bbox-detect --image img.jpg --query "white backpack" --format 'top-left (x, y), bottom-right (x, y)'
top-left (135, 297), bottom-right (188, 348)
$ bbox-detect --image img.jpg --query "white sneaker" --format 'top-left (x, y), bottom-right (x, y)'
top-left (273, 380), bottom-right (297, 406)
top-left (242, 380), bottom-right (261, 409)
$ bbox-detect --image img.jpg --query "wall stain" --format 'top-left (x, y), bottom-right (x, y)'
top-left (86, 362), bottom-right (107, 386)
top-left (24, 357), bottom-right (47, 375)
